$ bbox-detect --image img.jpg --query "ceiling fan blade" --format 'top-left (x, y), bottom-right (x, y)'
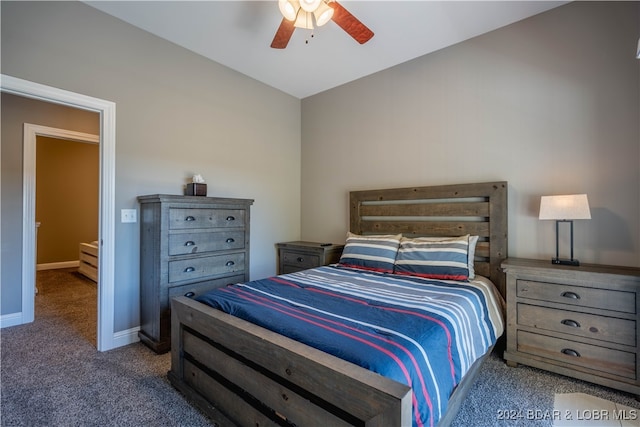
top-left (271, 18), bottom-right (296, 49)
top-left (329, 1), bottom-right (374, 44)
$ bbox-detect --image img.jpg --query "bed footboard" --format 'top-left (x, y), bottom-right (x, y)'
top-left (169, 296), bottom-right (412, 427)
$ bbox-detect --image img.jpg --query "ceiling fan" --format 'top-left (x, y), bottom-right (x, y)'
top-left (271, 0), bottom-right (374, 49)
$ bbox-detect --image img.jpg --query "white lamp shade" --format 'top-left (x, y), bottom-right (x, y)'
top-left (314, 2), bottom-right (334, 26)
top-left (636, 37), bottom-right (640, 59)
top-left (278, 0), bottom-right (300, 21)
top-left (299, 0), bottom-right (322, 13)
top-left (539, 194), bottom-right (591, 220)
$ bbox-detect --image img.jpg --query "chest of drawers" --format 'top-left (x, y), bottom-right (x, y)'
top-left (138, 194), bottom-right (253, 353)
top-left (276, 241), bottom-right (344, 274)
top-left (502, 258), bottom-right (640, 396)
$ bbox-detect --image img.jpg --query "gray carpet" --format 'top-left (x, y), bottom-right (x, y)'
top-left (1, 269), bottom-right (638, 426)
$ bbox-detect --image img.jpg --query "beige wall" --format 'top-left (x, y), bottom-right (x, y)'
top-left (36, 136), bottom-right (99, 265)
top-left (301, 1), bottom-right (640, 268)
top-left (1, 1), bottom-right (301, 331)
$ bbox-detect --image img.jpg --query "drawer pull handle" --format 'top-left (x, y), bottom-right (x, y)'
top-left (225, 261), bottom-right (235, 267)
top-left (561, 348), bottom-right (581, 358)
top-left (297, 257), bottom-right (304, 263)
top-left (226, 216), bottom-right (235, 221)
top-left (561, 319), bottom-right (581, 328)
top-left (185, 216), bottom-right (196, 222)
top-left (184, 292), bottom-right (195, 298)
top-left (561, 291), bottom-right (580, 300)
top-left (184, 267), bottom-right (195, 273)
top-left (184, 241), bottom-right (195, 246)
top-left (226, 238), bottom-right (235, 243)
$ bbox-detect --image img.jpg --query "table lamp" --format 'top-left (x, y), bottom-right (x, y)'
top-left (539, 194), bottom-right (591, 266)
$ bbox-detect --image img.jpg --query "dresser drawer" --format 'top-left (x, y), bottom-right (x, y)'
top-left (168, 231), bottom-right (245, 256)
top-left (168, 274), bottom-right (244, 299)
top-left (281, 250), bottom-right (320, 270)
top-left (518, 303), bottom-right (636, 347)
top-left (517, 330), bottom-right (636, 379)
top-left (169, 208), bottom-right (246, 230)
top-left (516, 280), bottom-right (636, 314)
top-left (169, 253), bottom-right (245, 283)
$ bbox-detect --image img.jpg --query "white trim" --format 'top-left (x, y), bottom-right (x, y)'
top-left (0, 312), bottom-right (24, 329)
top-left (1, 74), bottom-right (118, 351)
top-left (112, 326), bottom-right (141, 348)
top-left (37, 261), bottom-right (81, 271)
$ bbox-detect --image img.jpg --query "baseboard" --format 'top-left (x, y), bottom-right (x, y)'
top-left (112, 326), bottom-right (141, 349)
top-left (37, 261), bottom-right (80, 271)
top-left (0, 311), bottom-right (26, 328)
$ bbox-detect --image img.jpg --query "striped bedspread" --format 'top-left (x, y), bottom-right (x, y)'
top-left (196, 265), bottom-right (505, 427)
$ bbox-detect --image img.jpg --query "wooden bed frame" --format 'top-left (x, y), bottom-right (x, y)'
top-left (169, 181), bottom-right (508, 427)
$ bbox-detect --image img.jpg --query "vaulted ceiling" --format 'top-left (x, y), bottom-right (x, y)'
top-left (86, 1), bottom-right (567, 98)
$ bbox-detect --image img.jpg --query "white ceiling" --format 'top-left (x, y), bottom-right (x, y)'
top-left (86, 1), bottom-right (567, 99)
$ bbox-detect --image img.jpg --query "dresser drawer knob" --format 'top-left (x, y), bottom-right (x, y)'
top-left (226, 238), bottom-right (235, 243)
top-left (184, 291), bottom-right (195, 298)
top-left (185, 241), bottom-right (195, 246)
top-left (561, 291), bottom-right (580, 300)
top-left (225, 261), bottom-right (235, 267)
top-left (185, 216), bottom-right (196, 222)
top-left (184, 266), bottom-right (195, 273)
top-left (561, 319), bottom-right (581, 328)
top-left (561, 348), bottom-right (581, 358)
top-left (226, 216), bottom-right (235, 221)
top-left (297, 257), bottom-right (304, 263)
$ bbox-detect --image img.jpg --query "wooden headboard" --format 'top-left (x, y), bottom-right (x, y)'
top-left (350, 181), bottom-right (508, 297)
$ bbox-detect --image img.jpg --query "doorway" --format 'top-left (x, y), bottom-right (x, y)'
top-left (1, 74), bottom-right (118, 351)
top-left (31, 129), bottom-right (100, 345)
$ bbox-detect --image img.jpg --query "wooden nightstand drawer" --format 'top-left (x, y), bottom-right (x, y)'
top-left (281, 250), bottom-right (320, 269)
top-left (517, 331), bottom-right (636, 379)
top-left (276, 241), bottom-right (345, 275)
top-left (518, 303), bottom-right (636, 346)
top-left (516, 279), bottom-right (636, 314)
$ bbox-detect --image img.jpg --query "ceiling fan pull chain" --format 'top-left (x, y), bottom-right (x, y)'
top-left (306, 31), bottom-right (315, 45)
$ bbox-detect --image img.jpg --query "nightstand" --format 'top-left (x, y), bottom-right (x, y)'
top-left (276, 241), bottom-right (345, 274)
top-left (502, 258), bottom-right (640, 397)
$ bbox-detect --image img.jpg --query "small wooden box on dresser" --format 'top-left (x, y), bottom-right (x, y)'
top-left (502, 258), bottom-right (640, 397)
top-left (276, 241), bottom-right (344, 274)
top-left (138, 194), bottom-right (253, 353)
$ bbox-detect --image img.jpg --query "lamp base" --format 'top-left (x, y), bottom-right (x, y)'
top-left (552, 258), bottom-right (580, 266)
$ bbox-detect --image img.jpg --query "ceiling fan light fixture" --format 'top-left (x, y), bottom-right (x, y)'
top-left (314, 2), bottom-right (334, 27)
top-left (299, 0), bottom-right (322, 13)
top-left (294, 11), bottom-right (314, 30)
top-left (278, 0), bottom-right (300, 21)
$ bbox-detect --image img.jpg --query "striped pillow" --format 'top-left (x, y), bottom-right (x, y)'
top-left (394, 235), bottom-right (470, 280)
top-left (338, 233), bottom-right (401, 273)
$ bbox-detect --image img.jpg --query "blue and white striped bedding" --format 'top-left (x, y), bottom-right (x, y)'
top-left (196, 265), bottom-right (505, 427)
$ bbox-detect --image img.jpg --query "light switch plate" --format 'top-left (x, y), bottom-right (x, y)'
top-left (121, 209), bottom-right (137, 223)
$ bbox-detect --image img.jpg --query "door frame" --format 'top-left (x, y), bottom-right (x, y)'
top-left (25, 125), bottom-right (99, 305)
top-left (1, 74), bottom-right (117, 351)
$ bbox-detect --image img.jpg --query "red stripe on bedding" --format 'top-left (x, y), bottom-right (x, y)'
top-left (307, 286), bottom-right (457, 386)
